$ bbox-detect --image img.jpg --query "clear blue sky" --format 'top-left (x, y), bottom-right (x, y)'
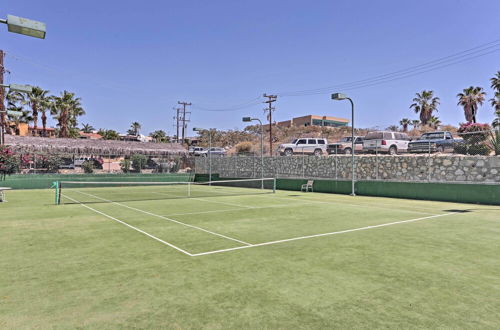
top-left (2, 0), bottom-right (499, 135)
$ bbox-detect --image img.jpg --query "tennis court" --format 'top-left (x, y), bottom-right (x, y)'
top-left (57, 178), bottom-right (460, 257)
top-left (2, 180), bottom-right (500, 328)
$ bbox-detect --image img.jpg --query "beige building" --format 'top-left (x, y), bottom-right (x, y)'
top-left (266, 115), bottom-right (349, 130)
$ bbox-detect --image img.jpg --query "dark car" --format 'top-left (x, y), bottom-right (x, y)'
top-left (408, 131), bottom-right (460, 153)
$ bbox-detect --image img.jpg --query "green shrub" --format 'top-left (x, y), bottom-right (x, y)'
top-left (81, 160), bottom-right (94, 173)
top-left (489, 130), bottom-right (500, 156)
top-left (120, 159), bottom-right (131, 173)
top-left (454, 142), bottom-right (491, 155)
top-left (131, 154), bottom-right (148, 172)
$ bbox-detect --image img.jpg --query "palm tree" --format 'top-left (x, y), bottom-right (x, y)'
top-left (457, 86), bottom-right (486, 123)
top-left (411, 119), bottom-right (420, 130)
top-left (410, 90), bottom-right (440, 125)
top-left (399, 118), bottom-right (411, 132)
top-left (21, 87), bottom-right (51, 134)
top-left (4, 90), bottom-right (25, 134)
top-left (490, 71), bottom-right (500, 113)
top-left (50, 91), bottom-right (85, 138)
top-left (129, 122), bottom-right (141, 136)
top-left (149, 130), bottom-right (167, 143)
top-left (428, 116), bottom-right (441, 129)
top-left (81, 123), bottom-right (95, 133)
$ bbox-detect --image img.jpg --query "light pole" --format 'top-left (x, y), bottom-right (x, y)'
top-left (1, 15), bottom-right (46, 39)
top-left (0, 84), bottom-right (33, 145)
top-left (331, 93), bottom-right (356, 196)
top-left (243, 117), bottom-right (264, 188)
top-left (193, 127), bottom-right (213, 183)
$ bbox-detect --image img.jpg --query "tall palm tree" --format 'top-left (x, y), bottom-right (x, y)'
top-left (410, 90), bottom-right (440, 125)
top-left (21, 87), bottom-right (51, 134)
top-left (490, 71), bottom-right (500, 112)
top-left (411, 119), bottom-right (420, 130)
top-left (130, 122), bottom-right (141, 136)
top-left (5, 90), bottom-right (25, 134)
top-left (457, 86), bottom-right (486, 123)
top-left (428, 116), bottom-right (441, 129)
top-left (399, 118), bottom-right (411, 132)
top-left (81, 123), bottom-right (95, 133)
top-left (50, 91), bottom-right (85, 138)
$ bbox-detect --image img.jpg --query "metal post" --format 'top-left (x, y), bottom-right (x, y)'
top-left (209, 130), bottom-right (212, 184)
top-left (347, 98), bottom-right (355, 196)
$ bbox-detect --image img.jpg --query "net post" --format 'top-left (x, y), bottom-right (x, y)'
top-left (188, 181), bottom-right (191, 197)
top-left (53, 181), bottom-right (61, 205)
top-left (273, 177), bottom-right (276, 193)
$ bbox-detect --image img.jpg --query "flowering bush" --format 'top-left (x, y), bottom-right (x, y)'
top-left (457, 122), bottom-right (491, 142)
top-left (0, 146), bottom-right (20, 180)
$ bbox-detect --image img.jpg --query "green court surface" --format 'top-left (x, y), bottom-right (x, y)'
top-left (1, 186), bottom-right (499, 328)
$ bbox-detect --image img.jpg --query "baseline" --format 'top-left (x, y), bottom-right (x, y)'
top-left (191, 212), bottom-right (457, 257)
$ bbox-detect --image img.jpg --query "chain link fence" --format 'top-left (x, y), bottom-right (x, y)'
top-left (195, 129), bottom-right (500, 184)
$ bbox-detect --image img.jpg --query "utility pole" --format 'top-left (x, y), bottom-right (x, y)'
top-left (172, 107), bottom-right (181, 143)
top-left (0, 50), bottom-right (5, 145)
top-left (177, 101), bottom-right (191, 144)
top-left (263, 94), bottom-right (277, 156)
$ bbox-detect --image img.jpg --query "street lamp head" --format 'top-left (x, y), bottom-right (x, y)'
top-left (3, 15), bottom-right (46, 39)
top-left (331, 93), bottom-right (348, 100)
top-left (242, 117), bottom-right (252, 122)
top-left (9, 84), bottom-right (33, 93)
top-left (193, 127), bottom-right (202, 132)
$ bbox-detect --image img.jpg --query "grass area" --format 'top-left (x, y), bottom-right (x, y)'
top-left (1, 186), bottom-right (499, 328)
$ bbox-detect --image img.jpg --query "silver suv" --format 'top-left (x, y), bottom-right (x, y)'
top-left (278, 138), bottom-right (328, 156)
top-left (363, 131), bottom-right (410, 155)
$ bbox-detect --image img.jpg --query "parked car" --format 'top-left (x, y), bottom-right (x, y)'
top-left (407, 131), bottom-right (458, 153)
top-left (278, 138), bottom-right (328, 156)
top-left (199, 147), bottom-right (226, 157)
top-left (327, 136), bottom-right (364, 154)
top-left (189, 146), bottom-right (206, 156)
top-left (363, 131), bottom-right (410, 155)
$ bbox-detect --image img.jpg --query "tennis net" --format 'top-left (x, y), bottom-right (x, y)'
top-left (55, 177), bottom-right (276, 204)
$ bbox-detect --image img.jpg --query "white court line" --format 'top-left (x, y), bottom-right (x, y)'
top-left (72, 190), bottom-right (252, 246)
top-left (162, 203), bottom-right (307, 217)
top-left (267, 194), bottom-right (437, 216)
top-left (191, 212), bottom-right (457, 257)
top-left (63, 194), bottom-right (193, 256)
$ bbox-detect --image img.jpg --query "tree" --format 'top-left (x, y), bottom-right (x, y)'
top-left (399, 118), bottom-right (411, 132)
top-left (50, 91), bottom-right (85, 138)
top-left (386, 125), bottom-right (399, 132)
top-left (97, 129), bottom-right (120, 140)
top-left (411, 119), bottom-right (420, 130)
top-left (149, 130), bottom-right (168, 143)
top-left (22, 86), bottom-right (51, 133)
top-left (428, 116), bottom-right (441, 129)
top-left (81, 123), bottom-right (95, 133)
top-left (129, 122), bottom-right (141, 136)
top-left (490, 72), bottom-right (500, 122)
top-left (457, 86), bottom-right (486, 123)
top-left (4, 90), bottom-right (24, 134)
top-left (410, 90), bottom-right (440, 125)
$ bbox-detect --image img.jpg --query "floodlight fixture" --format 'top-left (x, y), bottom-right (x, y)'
top-left (1, 14), bottom-right (46, 39)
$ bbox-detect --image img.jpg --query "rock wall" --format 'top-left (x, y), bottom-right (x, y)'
top-left (195, 155), bottom-right (500, 183)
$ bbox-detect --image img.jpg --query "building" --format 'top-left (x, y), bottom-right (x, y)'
top-left (265, 115), bottom-right (349, 130)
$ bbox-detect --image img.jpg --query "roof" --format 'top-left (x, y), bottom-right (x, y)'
top-left (4, 135), bottom-right (187, 156)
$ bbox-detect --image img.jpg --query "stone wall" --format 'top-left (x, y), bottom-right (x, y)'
top-left (195, 155), bottom-right (500, 183)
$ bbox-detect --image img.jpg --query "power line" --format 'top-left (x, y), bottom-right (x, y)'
top-left (278, 39), bottom-right (500, 96)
